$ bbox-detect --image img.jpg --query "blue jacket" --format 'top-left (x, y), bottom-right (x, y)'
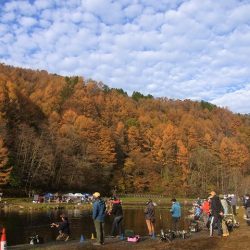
top-left (92, 199), bottom-right (106, 222)
top-left (170, 202), bottom-right (181, 218)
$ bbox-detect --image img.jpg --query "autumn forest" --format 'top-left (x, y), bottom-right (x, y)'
top-left (0, 63), bottom-right (249, 197)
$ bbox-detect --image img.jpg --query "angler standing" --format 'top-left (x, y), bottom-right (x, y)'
top-left (170, 198), bottom-right (181, 231)
top-left (92, 192), bottom-right (106, 246)
top-left (209, 191), bottom-right (224, 237)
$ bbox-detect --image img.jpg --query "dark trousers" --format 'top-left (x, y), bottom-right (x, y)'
top-left (210, 215), bottom-right (222, 236)
top-left (172, 217), bottom-right (180, 231)
top-left (94, 220), bottom-right (105, 244)
top-left (111, 216), bottom-right (123, 236)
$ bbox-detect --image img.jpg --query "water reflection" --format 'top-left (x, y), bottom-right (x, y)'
top-left (0, 206), bottom-right (190, 246)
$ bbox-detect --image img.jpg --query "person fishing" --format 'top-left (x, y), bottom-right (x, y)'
top-left (201, 198), bottom-right (211, 228)
top-left (194, 203), bottom-right (202, 221)
top-left (144, 199), bottom-right (156, 238)
top-left (170, 198), bottom-right (181, 231)
top-left (209, 191), bottom-right (224, 237)
top-left (230, 194), bottom-right (237, 216)
top-left (50, 214), bottom-right (70, 242)
top-left (244, 194), bottom-right (250, 225)
top-left (109, 197), bottom-right (123, 237)
top-left (221, 195), bottom-right (229, 215)
top-left (92, 192), bottom-right (106, 246)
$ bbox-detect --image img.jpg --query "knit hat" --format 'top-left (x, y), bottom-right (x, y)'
top-left (93, 192), bottom-right (101, 198)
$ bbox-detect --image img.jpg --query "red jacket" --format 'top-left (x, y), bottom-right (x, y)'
top-left (202, 200), bottom-right (210, 215)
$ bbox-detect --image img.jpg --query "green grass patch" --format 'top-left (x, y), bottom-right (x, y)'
top-left (1, 198), bottom-right (92, 211)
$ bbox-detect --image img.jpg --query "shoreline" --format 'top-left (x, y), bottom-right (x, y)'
top-left (8, 222), bottom-right (250, 250)
top-left (6, 207), bottom-right (250, 250)
top-left (1, 197), bottom-right (193, 211)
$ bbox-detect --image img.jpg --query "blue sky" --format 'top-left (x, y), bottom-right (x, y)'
top-left (1, 0), bottom-right (250, 114)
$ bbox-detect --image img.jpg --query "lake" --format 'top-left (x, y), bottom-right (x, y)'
top-left (0, 206), bottom-right (190, 246)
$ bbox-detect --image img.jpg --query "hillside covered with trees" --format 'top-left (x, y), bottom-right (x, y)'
top-left (0, 63), bottom-right (249, 197)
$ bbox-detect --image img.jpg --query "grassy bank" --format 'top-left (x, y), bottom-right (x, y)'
top-left (1, 198), bottom-right (92, 211)
top-left (1, 196), bottom-right (194, 211)
top-left (120, 196), bottom-right (192, 204)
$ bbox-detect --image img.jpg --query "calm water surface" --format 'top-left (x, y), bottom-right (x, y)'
top-left (0, 206), bottom-right (190, 246)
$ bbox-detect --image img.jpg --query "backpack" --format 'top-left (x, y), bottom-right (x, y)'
top-left (127, 235), bottom-right (140, 242)
top-left (124, 229), bottom-right (135, 237)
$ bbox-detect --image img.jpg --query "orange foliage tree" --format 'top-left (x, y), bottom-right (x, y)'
top-left (0, 138), bottom-right (12, 185)
top-left (0, 63), bottom-right (249, 195)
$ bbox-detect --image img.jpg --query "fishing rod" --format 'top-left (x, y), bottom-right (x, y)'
top-left (159, 206), bottom-right (172, 243)
top-left (13, 224), bottom-right (51, 229)
top-left (157, 199), bottom-right (170, 242)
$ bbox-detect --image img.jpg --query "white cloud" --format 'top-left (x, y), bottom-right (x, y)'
top-left (1, 0), bottom-right (250, 113)
top-left (4, 0), bottom-right (36, 15)
top-left (0, 23), bottom-right (8, 34)
top-left (0, 33), bottom-right (14, 43)
top-left (1, 11), bottom-right (16, 22)
top-left (34, 0), bottom-right (54, 10)
top-left (212, 86), bottom-right (250, 114)
top-left (19, 16), bottom-right (37, 27)
top-left (4, 1), bottom-right (19, 12)
top-left (229, 3), bottom-right (250, 25)
top-left (135, 12), bottom-right (165, 30)
top-left (124, 4), bottom-right (143, 19)
top-left (82, 0), bottom-right (124, 24)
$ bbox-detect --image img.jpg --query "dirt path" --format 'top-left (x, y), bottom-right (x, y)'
top-left (9, 208), bottom-right (249, 250)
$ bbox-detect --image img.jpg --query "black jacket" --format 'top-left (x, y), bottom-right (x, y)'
top-left (210, 195), bottom-right (224, 216)
top-left (58, 219), bottom-right (70, 235)
top-left (111, 202), bottom-right (123, 217)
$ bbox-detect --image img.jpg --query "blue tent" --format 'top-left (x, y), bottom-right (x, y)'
top-left (44, 193), bottom-right (53, 198)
